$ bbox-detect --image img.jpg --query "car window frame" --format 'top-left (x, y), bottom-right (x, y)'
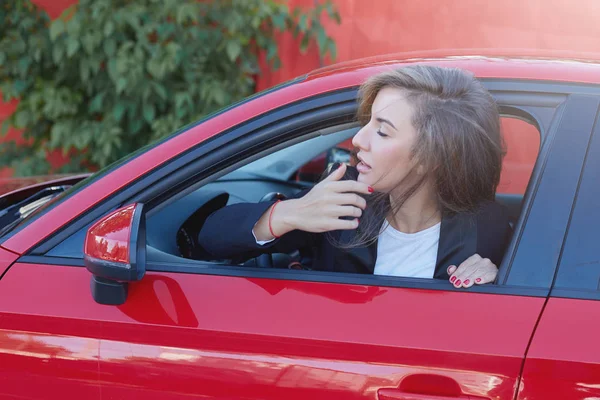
top-left (549, 103), bottom-right (600, 300)
top-left (20, 80), bottom-right (594, 297)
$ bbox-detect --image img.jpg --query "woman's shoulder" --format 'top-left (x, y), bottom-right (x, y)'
top-left (439, 200), bottom-right (511, 267)
top-left (443, 200), bottom-right (509, 225)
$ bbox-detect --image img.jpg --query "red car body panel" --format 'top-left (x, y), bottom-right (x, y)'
top-left (4, 56), bottom-right (600, 255)
top-left (0, 262), bottom-right (544, 399)
top-left (518, 298), bottom-right (600, 400)
top-left (0, 247), bottom-right (18, 277)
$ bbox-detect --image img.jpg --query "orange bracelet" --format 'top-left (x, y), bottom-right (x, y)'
top-left (268, 200), bottom-right (282, 239)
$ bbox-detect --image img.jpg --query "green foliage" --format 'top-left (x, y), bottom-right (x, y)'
top-left (0, 0), bottom-right (340, 176)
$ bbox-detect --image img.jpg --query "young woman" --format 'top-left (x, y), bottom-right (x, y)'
top-left (199, 65), bottom-right (511, 288)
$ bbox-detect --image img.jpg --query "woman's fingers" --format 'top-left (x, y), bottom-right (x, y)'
top-left (334, 205), bottom-right (363, 218)
top-left (459, 268), bottom-right (479, 288)
top-left (474, 270), bottom-right (497, 285)
top-left (322, 162), bottom-right (347, 182)
top-left (327, 179), bottom-right (372, 195)
top-left (449, 254), bottom-right (499, 288)
top-left (328, 218), bottom-right (360, 231)
top-left (335, 193), bottom-right (368, 209)
top-left (449, 254), bottom-right (480, 287)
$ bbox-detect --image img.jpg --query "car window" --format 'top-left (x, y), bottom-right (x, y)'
top-left (497, 117), bottom-right (541, 195)
top-left (236, 126), bottom-right (357, 181)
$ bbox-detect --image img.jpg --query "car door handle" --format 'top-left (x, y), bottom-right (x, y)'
top-left (378, 389), bottom-right (472, 400)
top-left (378, 388), bottom-right (490, 400)
top-left (377, 374), bottom-right (489, 400)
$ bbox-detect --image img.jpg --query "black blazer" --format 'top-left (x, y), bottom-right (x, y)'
top-left (199, 193), bottom-right (512, 280)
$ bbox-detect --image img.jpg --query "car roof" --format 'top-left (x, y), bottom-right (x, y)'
top-left (306, 49), bottom-right (600, 85)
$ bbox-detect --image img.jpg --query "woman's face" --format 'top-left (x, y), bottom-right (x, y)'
top-left (352, 87), bottom-right (420, 192)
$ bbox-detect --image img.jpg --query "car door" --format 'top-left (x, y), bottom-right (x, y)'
top-left (518, 95), bottom-right (600, 400)
top-left (0, 85), bottom-right (593, 400)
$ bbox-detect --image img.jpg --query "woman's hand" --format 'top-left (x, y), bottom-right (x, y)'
top-left (447, 254), bottom-right (498, 288)
top-left (254, 163), bottom-right (372, 241)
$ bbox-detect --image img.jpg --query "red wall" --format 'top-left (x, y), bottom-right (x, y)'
top-left (259, 0), bottom-right (600, 89)
top-left (2, 0), bottom-right (599, 180)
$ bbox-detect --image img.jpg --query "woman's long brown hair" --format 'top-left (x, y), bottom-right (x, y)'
top-left (331, 65), bottom-right (504, 248)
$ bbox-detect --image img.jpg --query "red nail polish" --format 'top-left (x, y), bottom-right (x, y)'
top-left (450, 276), bottom-right (456, 283)
top-left (464, 279), bottom-right (470, 285)
top-left (455, 280), bottom-right (461, 286)
top-left (368, 186), bottom-right (374, 193)
top-left (476, 278), bottom-right (481, 283)
top-left (357, 219), bottom-right (360, 224)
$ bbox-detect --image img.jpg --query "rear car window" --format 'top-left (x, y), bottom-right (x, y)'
top-left (497, 117), bottom-right (541, 195)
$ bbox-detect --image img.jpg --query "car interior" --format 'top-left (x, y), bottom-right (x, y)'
top-left (138, 123), bottom-right (527, 270)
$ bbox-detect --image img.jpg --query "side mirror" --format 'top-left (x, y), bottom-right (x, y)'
top-left (84, 203), bottom-right (146, 305)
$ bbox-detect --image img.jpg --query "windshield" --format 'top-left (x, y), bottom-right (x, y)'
top-left (236, 126), bottom-right (358, 181)
top-left (0, 186), bottom-right (73, 237)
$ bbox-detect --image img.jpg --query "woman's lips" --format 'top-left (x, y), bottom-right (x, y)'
top-left (356, 161), bottom-right (371, 173)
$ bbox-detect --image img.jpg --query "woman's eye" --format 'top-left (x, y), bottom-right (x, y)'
top-left (377, 129), bottom-right (388, 138)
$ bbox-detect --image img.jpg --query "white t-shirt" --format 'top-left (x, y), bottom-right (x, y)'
top-left (373, 221), bottom-right (441, 278)
top-left (253, 220), bottom-right (441, 278)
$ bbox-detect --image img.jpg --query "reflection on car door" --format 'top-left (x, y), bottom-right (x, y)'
top-left (0, 259), bottom-right (544, 399)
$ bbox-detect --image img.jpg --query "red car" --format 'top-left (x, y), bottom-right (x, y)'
top-left (0, 51), bottom-right (599, 399)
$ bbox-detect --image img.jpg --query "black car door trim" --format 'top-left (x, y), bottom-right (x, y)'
top-left (503, 94), bottom-right (600, 288)
top-left (17, 254), bottom-right (549, 298)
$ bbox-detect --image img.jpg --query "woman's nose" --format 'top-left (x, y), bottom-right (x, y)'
top-left (352, 126), bottom-right (369, 151)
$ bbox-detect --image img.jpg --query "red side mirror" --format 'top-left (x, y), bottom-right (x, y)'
top-left (84, 203), bottom-right (146, 305)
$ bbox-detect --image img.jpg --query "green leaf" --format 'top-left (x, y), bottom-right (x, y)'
top-left (52, 46), bottom-right (64, 63)
top-left (89, 92), bottom-right (106, 113)
top-left (80, 58), bottom-right (90, 81)
top-left (300, 34), bottom-right (310, 52)
top-left (298, 14), bottom-right (308, 31)
top-left (226, 41), bottom-right (241, 62)
top-left (328, 39), bottom-right (337, 61)
top-left (113, 103), bottom-right (126, 122)
top-left (67, 16), bottom-right (82, 36)
top-left (1, 120), bottom-right (11, 136)
top-left (143, 103), bottom-right (155, 123)
top-left (212, 86), bottom-right (226, 106)
top-left (13, 80), bottom-right (27, 95)
top-left (266, 44), bottom-right (277, 62)
top-left (272, 13), bottom-right (286, 30)
top-left (103, 38), bottom-right (117, 57)
top-left (130, 118), bottom-right (143, 134)
top-left (67, 37), bottom-right (80, 57)
top-left (104, 21), bottom-right (115, 37)
top-left (49, 19), bottom-right (65, 41)
top-left (15, 110), bottom-right (31, 128)
top-left (116, 77), bottom-right (127, 94)
top-left (152, 82), bottom-right (167, 101)
top-left (325, 2), bottom-right (342, 24)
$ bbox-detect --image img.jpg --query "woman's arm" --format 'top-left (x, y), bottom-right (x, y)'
top-left (198, 200), bottom-right (312, 260)
top-left (199, 163), bottom-right (371, 260)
